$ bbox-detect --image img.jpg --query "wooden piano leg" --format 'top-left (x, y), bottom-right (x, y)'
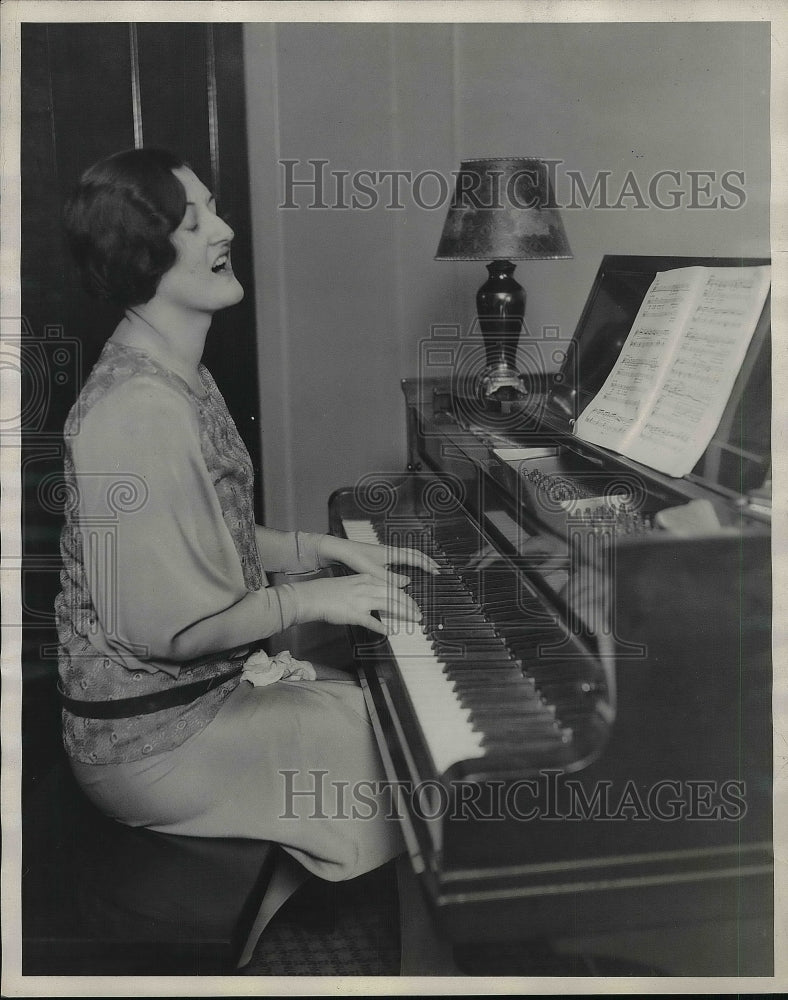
top-left (396, 856), bottom-right (461, 976)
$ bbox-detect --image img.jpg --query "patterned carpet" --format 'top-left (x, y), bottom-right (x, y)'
top-left (238, 860), bottom-right (667, 978)
top-left (240, 862), bottom-right (401, 976)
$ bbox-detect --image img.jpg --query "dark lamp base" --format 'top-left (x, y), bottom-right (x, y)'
top-left (480, 362), bottom-right (528, 401)
top-left (434, 374), bottom-right (544, 431)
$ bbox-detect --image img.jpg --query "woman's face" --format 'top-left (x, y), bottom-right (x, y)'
top-left (154, 166), bottom-right (244, 314)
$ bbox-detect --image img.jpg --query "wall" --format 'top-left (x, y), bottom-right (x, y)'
top-left (20, 22), bottom-right (260, 638)
top-left (19, 22), bottom-right (259, 781)
top-left (244, 21), bottom-right (770, 531)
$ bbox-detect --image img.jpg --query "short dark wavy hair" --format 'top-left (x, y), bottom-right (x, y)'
top-left (63, 147), bottom-right (188, 307)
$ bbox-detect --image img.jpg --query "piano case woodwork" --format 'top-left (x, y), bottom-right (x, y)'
top-left (328, 255), bottom-right (773, 975)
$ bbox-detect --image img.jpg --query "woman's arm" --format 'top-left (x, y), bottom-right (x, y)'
top-left (254, 525), bottom-right (325, 574)
top-left (316, 535), bottom-right (440, 581)
top-left (254, 528), bottom-right (439, 580)
top-left (73, 378), bottom-right (302, 664)
top-left (73, 378), bottom-right (423, 663)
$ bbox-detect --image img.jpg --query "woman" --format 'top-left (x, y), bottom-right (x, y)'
top-left (55, 147), bottom-right (435, 888)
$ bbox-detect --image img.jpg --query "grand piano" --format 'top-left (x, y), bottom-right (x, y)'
top-left (328, 255), bottom-right (773, 975)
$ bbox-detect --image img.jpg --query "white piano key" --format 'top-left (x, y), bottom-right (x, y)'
top-left (343, 518), bottom-right (486, 775)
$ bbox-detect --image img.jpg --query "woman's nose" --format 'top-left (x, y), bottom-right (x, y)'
top-left (212, 215), bottom-right (234, 242)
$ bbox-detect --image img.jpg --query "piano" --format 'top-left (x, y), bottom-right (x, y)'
top-left (328, 255), bottom-right (773, 975)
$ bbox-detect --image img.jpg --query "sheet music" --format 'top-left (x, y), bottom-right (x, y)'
top-left (573, 269), bottom-right (699, 451)
top-left (574, 265), bottom-right (771, 477)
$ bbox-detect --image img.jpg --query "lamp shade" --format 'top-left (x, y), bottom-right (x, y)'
top-left (435, 157), bottom-right (572, 261)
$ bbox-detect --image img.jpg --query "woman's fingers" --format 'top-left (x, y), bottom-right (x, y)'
top-left (356, 604), bottom-right (418, 636)
top-left (385, 587), bottom-right (422, 622)
top-left (349, 559), bottom-right (407, 586)
top-left (368, 582), bottom-right (422, 622)
top-left (360, 614), bottom-right (391, 637)
top-left (341, 540), bottom-right (440, 581)
top-left (296, 574), bottom-right (422, 632)
top-left (349, 575), bottom-right (422, 623)
top-left (376, 568), bottom-right (411, 588)
top-left (386, 546), bottom-right (441, 576)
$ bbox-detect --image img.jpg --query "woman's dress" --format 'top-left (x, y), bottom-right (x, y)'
top-left (56, 341), bottom-right (402, 881)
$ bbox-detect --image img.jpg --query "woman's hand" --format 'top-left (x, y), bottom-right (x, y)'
top-left (292, 574), bottom-right (423, 636)
top-left (318, 536), bottom-right (440, 586)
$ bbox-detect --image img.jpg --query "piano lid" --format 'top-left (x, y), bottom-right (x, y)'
top-left (546, 254), bottom-right (771, 498)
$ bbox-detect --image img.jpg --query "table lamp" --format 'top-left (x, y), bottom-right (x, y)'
top-left (435, 157), bottom-right (572, 401)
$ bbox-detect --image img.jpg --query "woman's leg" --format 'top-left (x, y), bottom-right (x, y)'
top-left (235, 850), bottom-right (312, 969)
top-left (71, 678), bottom-right (404, 882)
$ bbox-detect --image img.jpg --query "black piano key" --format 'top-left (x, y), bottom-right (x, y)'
top-left (431, 635), bottom-right (503, 650)
top-left (458, 681), bottom-right (542, 699)
top-left (423, 618), bottom-right (491, 634)
top-left (405, 571), bottom-right (465, 584)
top-left (410, 589), bottom-right (475, 603)
top-left (424, 608), bottom-right (488, 621)
top-left (459, 682), bottom-right (547, 701)
top-left (445, 670), bottom-right (524, 684)
top-left (454, 682), bottom-right (556, 708)
top-left (411, 572), bottom-right (464, 584)
top-left (444, 660), bottom-right (517, 672)
top-left (439, 653), bottom-right (515, 667)
top-left (461, 699), bottom-right (548, 717)
top-left (474, 720), bottom-right (567, 743)
top-left (444, 656), bottom-right (526, 672)
top-left (363, 507), bottom-right (609, 774)
top-left (433, 639), bottom-right (507, 654)
top-left (436, 646), bottom-right (511, 660)
top-left (467, 572), bottom-right (517, 586)
top-left (466, 701), bottom-right (554, 721)
top-left (469, 708), bottom-right (560, 728)
top-left (428, 622), bottom-right (500, 638)
top-left (448, 673), bottom-right (532, 688)
top-left (422, 616), bottom-right (486, 629)
top-left (440, 656), bottom-right (515, 669)
top-left (412, 594), bottom-right (476, 606)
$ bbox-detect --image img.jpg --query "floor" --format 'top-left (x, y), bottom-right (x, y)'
top-left (238, 860), bottom-right (671, 978)
top-left (240, 862), bottom-right (401, 977)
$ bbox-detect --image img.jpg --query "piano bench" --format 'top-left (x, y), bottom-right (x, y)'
top-left (22, 756), bottom-right (279, 976)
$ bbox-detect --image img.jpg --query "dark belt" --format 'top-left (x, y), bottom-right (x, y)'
top-left (58, 664), bottom-right (245, 719)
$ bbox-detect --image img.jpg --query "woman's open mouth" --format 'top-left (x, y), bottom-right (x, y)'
top-left (211, 253), bottom-right (230, 274)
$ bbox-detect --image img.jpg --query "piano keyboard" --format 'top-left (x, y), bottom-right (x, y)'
top-left (342, 515), bottom-right (601, 777)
